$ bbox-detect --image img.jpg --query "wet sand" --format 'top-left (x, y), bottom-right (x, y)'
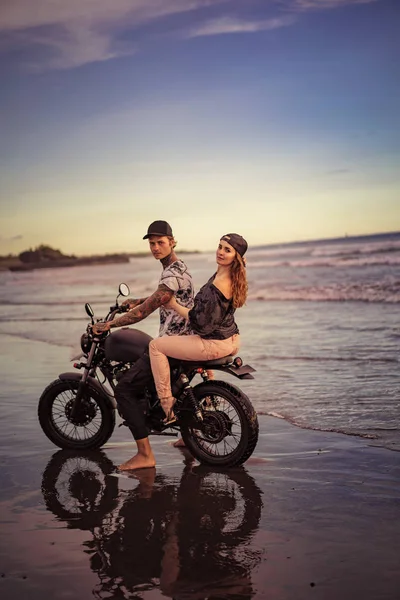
top-left (0, 336), bottom-right (400, 599)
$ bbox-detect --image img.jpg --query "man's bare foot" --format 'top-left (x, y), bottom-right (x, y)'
top-left (118, 454), bottom-right (156, 471)
top-left (126, 468), bottom-right (156, 498)
top-left (173, 437), bottom-right (186, 448)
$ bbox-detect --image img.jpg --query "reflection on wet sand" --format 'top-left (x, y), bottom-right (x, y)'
top-left (41, 450), bottom-right (263, 599)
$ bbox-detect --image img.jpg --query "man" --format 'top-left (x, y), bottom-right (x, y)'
top-left (93, 220), bottom-right (194, 470)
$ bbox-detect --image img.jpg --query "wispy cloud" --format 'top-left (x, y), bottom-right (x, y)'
top-left (284, 0), bottom-right (377, 9)
top-left (19, 25), bottom-right (136, 71)
top-left (187, 15), bottom-right (295, 38)
top-left (186, 0), bottom-right (381, 39)
top-left (0, 1), bottom-right (221, 31)
top-left (0, 0), bottom-right (224, 69)
top-left (0, 235), bottom-right (23, 242)
top-left (0, 0), bottom-right (382, 70)
top-left (326, 168), bottom-right (351, 176)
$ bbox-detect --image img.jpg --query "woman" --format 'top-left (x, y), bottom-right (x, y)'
top-left (149, 233), bottom-right (248, 422)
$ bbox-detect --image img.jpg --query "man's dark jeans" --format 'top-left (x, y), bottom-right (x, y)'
top-left (115, 351), bottom-right (154, 440)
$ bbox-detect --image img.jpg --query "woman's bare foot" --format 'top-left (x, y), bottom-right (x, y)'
top-left (173, 437), bottom-right (186, 448)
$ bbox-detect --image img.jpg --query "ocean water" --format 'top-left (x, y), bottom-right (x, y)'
top-left (0, 232), bottom-right (399, 451)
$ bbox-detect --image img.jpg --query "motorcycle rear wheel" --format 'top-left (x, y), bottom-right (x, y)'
top-left (180, 380), bottom-right (259, 467)
top-left (38, 378), bottom-right (116, 450)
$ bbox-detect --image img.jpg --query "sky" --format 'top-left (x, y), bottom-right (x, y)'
top-left (1, 0), bottom-right (399, 255)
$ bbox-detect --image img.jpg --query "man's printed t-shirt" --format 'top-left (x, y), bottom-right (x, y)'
top-left (159, 260), bottom-right (194, 336)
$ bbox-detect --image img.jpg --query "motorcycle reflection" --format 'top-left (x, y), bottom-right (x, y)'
top-left (41, 451), bottom-right (264, 599)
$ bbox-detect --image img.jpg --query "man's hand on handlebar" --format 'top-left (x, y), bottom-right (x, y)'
top-left (121, 298), bottom-right (142, 310)
top-left (92, 302), bottom-right (130, 334)
top-left (92, 321), bottom-right (111, 335)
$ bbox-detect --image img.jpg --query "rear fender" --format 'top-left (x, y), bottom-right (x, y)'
top-left (213, 364), bottom-right (256, 380)
top-left (59, 372), bottom-right (117, 409)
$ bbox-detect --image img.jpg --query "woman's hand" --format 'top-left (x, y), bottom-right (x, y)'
top-left (165, 296), bottom-right (179, 310)
top-left (92, 321), bottom-right (111, 335)
top-left (164, 296), bottom-right (190, 319)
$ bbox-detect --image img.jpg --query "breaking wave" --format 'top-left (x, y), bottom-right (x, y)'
top-left (250, 281), bottom-right (400, 303)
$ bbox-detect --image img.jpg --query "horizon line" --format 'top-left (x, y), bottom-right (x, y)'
top-left (1, 230), bottom-right (399, 259)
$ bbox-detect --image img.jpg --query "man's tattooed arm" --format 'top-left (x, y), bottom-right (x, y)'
top-left (111, 284), bottom-right (173, 327)
top-left (121, 296), bottom-right (148, 309)
top-left (92, 284), bottom-right (174, 334)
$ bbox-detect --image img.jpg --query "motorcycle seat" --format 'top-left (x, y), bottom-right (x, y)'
top-left (181, 354), bottom-right (234, 368)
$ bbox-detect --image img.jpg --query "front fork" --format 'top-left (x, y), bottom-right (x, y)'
top-left (70, 340), bottom-right (99, 419)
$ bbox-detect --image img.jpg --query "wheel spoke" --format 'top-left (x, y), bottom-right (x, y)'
top-left (50, 388), bottom-right (103, 442)
top-left (189, 391), bottom-right (243, 458)
top-left (51, 456), bottom-right (106, 514)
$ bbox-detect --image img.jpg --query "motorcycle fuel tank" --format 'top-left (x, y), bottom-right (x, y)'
top-left (104, 327), bottom-right (153, 362)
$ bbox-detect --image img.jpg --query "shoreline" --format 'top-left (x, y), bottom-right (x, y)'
top-left (258, 410), bottom-right (400, 453)
top-left (1, 330), bottom-right (399, 598)
top-left (0, 331), bottom-right (398, 453)
top-left (1, 415), bottom-right (399, 599)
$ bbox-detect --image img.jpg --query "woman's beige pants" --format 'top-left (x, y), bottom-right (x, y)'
top-left (149, 333), bottom-right (240, 399)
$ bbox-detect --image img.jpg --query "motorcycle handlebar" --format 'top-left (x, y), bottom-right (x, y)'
top-left (89, 301), bottom-right (131, 331)
top-left (105, 304), bottom-right (129, 323)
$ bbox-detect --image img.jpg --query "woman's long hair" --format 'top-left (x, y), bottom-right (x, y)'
top-left (231, 253), bottom-right (248, 308)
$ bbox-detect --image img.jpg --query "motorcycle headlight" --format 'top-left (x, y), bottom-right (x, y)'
top-left (80, 333), bottom-right (91, 354)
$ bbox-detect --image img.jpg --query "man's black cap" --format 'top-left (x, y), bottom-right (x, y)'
top-left (143, 220), bottom-right (173, 240)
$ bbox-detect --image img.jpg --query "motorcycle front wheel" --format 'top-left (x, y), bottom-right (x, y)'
top-left (38, 378), bottom-right (116, 450)
top-left (180, 380), bottom-right (259, 467)
top-left (41, 449), bottom-right (119, 530)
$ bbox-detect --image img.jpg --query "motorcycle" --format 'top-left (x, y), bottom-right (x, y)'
top-left (38, 284), bottom-right (259, 466)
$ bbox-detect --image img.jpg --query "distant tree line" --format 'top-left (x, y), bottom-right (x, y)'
top-left (18, 244), bottom-right (74, 263)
